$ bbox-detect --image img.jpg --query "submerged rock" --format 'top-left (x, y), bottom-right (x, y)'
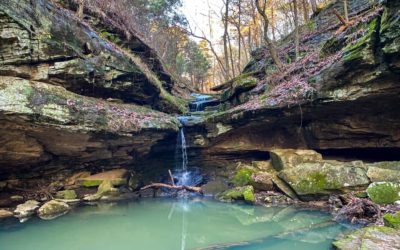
top-left (367, 182), bottom-right (400, 205)
top-left (217, 185), bottom-right (255, 203)
top-left (14, 200), bottom-right (40, 221)
top-left (201, 180), bottom-right (229, 196)
top-left (38, 200), bottom-right (70, 220)
top-left (332, 226), bottom-right (400, 250)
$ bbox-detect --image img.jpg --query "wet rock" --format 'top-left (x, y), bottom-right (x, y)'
top-left (14, 200), bottom-right (40, 221)
top-left (77, 169), bottom-right (129, 187)
top-left (217, 185), bottom-right (255, 203)
top-left (201, 180), bottom-right (229, 196)
top-left (367, 182), bottom-right (400, 205)
top-left (270, 149), bottom-right (323, 171)
top-left (38, 200), bottom-right (70, 220)
top-left (332, 226), bottom-right (400, 250)
top-left (383, 211), bottom-right (400, 229)
top-left (279, 161), bottom-right (369, 198)
top-left (56, 190), bottom-right (77, 200)
top-left (0, 209), bottom-right (13, 219)
top-left (366, 161), bottom-right (400, 182)
top-left (255, 192), bottom-right (293, 205)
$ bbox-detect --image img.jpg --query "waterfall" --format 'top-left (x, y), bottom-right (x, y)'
top-left (175, 128), bottom-right (190, 186)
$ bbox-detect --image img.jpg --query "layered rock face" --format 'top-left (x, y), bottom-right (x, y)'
top-left (0, 0), bottom-right (181, 180)
top-left (184, 0), bottom-right (400, 156)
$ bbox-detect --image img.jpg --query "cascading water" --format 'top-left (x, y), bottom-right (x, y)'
top-left (175, 128), bottom-right (190, 186)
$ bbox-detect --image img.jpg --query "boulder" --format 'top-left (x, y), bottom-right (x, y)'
top-left (217, 185), bottom-right (255, 203)
top-left (14, 200), bottom-right (40, 220)
top-left (38, 200), bottom-right (70, 220)
top-left (367, 182), bottom-right (400, 205)
top-left (201, 180), bottom-right (229, 196)
top-left (270, 149), bottom-right (323, 171)
top-left (250, 172), bottom-right (274, 191)
top-left (383, 212), bottom-right (400, 229)
top-left (366, 161), bottom-right (400, 182)
top-left (279, 161), bottom-right (369, 197)
top-left (0, 209), bottom-right (13, 219)
top-left (77, 169), bottom-right (128, 187)
top-left (332, 226), bottom-right (400, 250)
top-left (56, 190), bottom-right (77, 200)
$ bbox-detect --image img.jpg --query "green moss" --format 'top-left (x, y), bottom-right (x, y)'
top-left (383, 212), bottom-right (400, 229)
top-left (295, 172), bottom-right (328, 194)
top-left (232, 168), bottom-right (254, 186)
top-left (56, 190), bottom-right (77, 200)
top-left (343, 18), bottom-right (379, 64)
top-left (82, 179), bottom-right (103, 187)
top-left (217, 185), bottom-right (255, 203)
top-left (320, 37), bottom-right (344, 58)
top-left (367, 182), bottom-right (400, 205)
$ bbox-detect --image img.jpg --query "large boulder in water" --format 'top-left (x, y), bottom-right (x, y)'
top-left (38, 200), bottom-right (70, 220)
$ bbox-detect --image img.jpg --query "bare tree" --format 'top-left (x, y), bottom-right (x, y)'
top-left (254, 0), bottom-right (283, 70)
top-left (76, 0), bottom-right (84, 19)
top-left (343, 0), bottom-right (349, 22)
top-left (293, 0), bottom-right (300, 60)
top-left (223, 0), bottom-right (231, 79)
top-left (310, 0), bottom-right (317, 14)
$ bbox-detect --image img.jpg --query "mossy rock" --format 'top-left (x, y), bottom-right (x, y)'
top-left (217, 185), bottom-right (255, 203)
top-left (367, 182), bottom-right (400, 205)
top-left (220, 74), bottom-right (257, 102)
top-left (232, 168), bottom-right (254, 186)
top-left (56, 190), bottom-right (77, 200)
top-left (77, 169), bottom-right (129, 187)
top-left (366, 161), bottom-right (400, 182)
top-left (383, 212), bottom-right (400, 229)
top-left (38, 200), bottom-right (70, 220)
top-left (279, 161), bottom-right (369, 196)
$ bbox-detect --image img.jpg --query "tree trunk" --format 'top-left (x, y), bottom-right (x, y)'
top-left (310, 0), bottom-right (317, 14)
top-left (293, 0), bottom-right (300, 61)
top-left (223, 0), bottom-right (231, 80)
top-left (77, 0), bottom-right (84, 19)
top-left (302, 0), bottom-right (310, 22)
top-left (254, 0), bottom-right (283, 70)
top-left (238, 0), bottom-right (242, 69)
top-left (343, 0), bottom-right (349, 22)
top-left (270, 0), bottom-right (276, 41)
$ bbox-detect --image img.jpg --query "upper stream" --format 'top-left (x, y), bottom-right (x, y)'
top-left (0, 198), bottom-right (353, 250)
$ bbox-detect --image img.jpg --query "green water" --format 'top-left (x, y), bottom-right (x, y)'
top-left (0, 199), bottom-right (351, 250)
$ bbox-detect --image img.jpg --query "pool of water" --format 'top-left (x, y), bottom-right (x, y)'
top-left (0, 199), bottom-right (353, 250)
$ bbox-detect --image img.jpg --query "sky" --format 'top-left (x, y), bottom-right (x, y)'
top-left (181, 0), bottom-right (224, 44)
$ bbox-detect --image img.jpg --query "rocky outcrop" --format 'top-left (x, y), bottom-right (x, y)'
top-left (14, 200), bottom-right (40, 221)
top-left (0, 0), bottom-right (185, 183)
top-left (0, 0), bottom-right (185, 113)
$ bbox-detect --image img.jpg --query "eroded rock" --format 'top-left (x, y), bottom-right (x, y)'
top-left (14, 200), bottom-right (40, 221)
top-left (77, 169), bottom-right (128, 187)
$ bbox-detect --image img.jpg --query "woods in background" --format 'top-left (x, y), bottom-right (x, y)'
top-left (71, 0), bottom-right (343, 92)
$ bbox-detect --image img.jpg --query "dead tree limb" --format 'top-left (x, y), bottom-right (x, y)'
top-left (168, 169), bottom-right (175, 186)
top-left (332, 8), bottom-right (348, 26)
top-left (141, 183), bottom-right (203, 194)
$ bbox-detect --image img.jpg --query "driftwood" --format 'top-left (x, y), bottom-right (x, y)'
top-left (191, 220), bottom-right (335, 250)
top-left (141, 183), bottom-right (203, 194)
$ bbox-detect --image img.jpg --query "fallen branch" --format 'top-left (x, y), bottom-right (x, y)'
top-left (332, 8), bottom-right (348, 26)
top-left (168, 169), bottom-right (175, 186)
top-left (141, 183), bottom-right (203, 194)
